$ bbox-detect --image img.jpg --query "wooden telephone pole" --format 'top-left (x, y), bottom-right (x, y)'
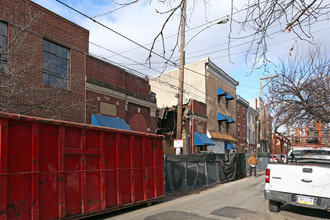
top-left (177, 0), bottom-right (186, 139)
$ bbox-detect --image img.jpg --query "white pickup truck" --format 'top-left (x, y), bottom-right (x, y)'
top-left (264, 145), bottom-right (330, 212)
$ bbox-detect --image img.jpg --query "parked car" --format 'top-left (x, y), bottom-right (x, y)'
top-left (269, 154), bottom-right (279, 163)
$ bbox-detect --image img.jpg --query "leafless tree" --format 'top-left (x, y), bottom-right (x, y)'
top-left (0, 2), bottom-right (86, 122)
top-left (111, 0), bottom-right (329, 70)
top-left (266, 44), bottom-right (330, 130)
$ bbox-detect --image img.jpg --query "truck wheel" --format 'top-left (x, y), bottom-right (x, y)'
top-left (269, 200), bottom-right (281, 213)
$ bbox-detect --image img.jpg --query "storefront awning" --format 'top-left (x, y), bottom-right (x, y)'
top-left (217, 112), bottom-right (227, 121)
top-left (194, 132), bottom-right (215, 146)
top-left (217, 87), bottom-right (227, 96)
top-left (225, 115), bottom-right (235, 123)
top-left (225, 93), bottom-right (234, 100)
top-left (92, 114), bottom-right (131, 131)
top-left (225, 142), bottom-right (236, 149)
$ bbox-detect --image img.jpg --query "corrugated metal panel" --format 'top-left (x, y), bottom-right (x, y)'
top-left (0, 112), bottom-right (164, 219)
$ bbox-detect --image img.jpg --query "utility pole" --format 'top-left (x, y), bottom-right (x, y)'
top-left (257, 75), bottom-right (278, 153)
top-left (177, 0), bottom-right (186, 140)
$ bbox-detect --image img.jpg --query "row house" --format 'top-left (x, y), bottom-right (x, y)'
top-left (0, 0), bottom-right (159, 133)
top-left (247, 106), bottom-right (257, 153)
top-left (150, 58), bottom-right (239, 154)
top-left (236, 95), bottom-right (249, 153)
top-left (158, 99), bottom-right (208, 155)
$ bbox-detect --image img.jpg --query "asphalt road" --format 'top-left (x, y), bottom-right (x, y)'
top-left (90, 174), bottom-right (330, 220)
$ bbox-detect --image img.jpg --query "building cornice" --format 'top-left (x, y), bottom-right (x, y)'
top-left (205, 58), bottom-right (239, 89)
top-left (86, 77), bottom-right (157, 106)
top-left (237, 95), bottom-right (249, 107)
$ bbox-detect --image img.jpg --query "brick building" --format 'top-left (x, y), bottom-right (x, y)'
top-left (236, 95), bottom-right (249, 153)
top-left (158, 99), bottom-right (209, 155)
top-left (150, 58), bottom-right (238, 154)
top-left (86, 55), bottom-right (159, 133)
top-left (0, 0), bottom-right (89, 123)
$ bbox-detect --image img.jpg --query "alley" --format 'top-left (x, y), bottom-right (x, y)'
top-left (93, 175), bottom-right (330, 220)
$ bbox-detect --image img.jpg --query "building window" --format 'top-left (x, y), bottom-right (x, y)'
top-left (243, 126), bottom-right (246, 139)
top-left (43, 39), bottom-right (70, 89)
top-left (243, 108), bottom-right (245, 120)
top-left (217, 96), bottom-right (221, 105)
top-left (218, 121), bottom-right (222, 132)
top-left (248, 129), bottom-right (251, 140)
top-left (237, 105), bottom-right (240, 118)
top-left (0, 21), bottom-right (8, 73)
top-left (238, 124), bottom-right (240, 138)
top-left (226, 100), bottom-right (229, 109)
top-left (226, 123), bottom-right (229, 134)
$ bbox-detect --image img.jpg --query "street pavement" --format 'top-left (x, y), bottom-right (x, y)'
top-left (90, 174), bottom-right (330, 220)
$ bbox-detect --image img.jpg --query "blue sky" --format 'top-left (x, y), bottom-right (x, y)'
top-left (32, 0), bottom-right (329, 102)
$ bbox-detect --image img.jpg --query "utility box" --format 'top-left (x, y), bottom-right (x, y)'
top-left (0, 112), bottom-right (164, 219)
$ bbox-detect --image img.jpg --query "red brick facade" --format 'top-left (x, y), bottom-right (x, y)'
top-left (182, 100), bottom-right (208, 154)
top-left (236, 99), bottom-right (248, 152)
top-left (0, 0), bottom-right (89, 123)
top-left (86, 55), bottom-right (158, 133)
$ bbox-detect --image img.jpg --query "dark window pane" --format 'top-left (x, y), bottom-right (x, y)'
top-left (42, 39), bottom-right (70, 89)
top-left (43, 52), bottom-right (50, 63)
top-left (50, 54), bottom-right (56, 64)
top-left (43, 40), bottom-right (49, 51)
top-left (62, 59), bottom-right (69, 69)
top-left (57, 45), bottom-right (62, 57)
top-left (50, 64), bottom-right (56, 73)
top-left (63, 49), bottom-right (69, 59)
top-left (49, 42), bottom-right (56, 54)
top-left (56, 57), bottom-right (62, 66)
top-left (0, 22), bottom-right (7, 36)
top-left (0, 36), bottom-right (6, 48)
top-left (0, 62), bottom-right (6, 73)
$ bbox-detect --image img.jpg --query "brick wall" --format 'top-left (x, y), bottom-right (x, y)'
top-left (0, 0), bottom-right (89, 123)
top-left (86, 55), bottom-right (152, 98)
top-left (236, 102), bottom-right (248, 152)
top-left (86, 55), bottom-right (158, 133)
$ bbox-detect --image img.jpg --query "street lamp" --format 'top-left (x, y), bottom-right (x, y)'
top-left (185, 17), bottom-right (229, 47)
top-left (176, 1), bottom-right (229, 141)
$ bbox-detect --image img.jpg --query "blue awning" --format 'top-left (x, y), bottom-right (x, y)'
top-left (225, 115), bottom-right (235, 123)
top-left (194, 132), bottom-right (215, 146)
top-left (217, 112), bottom-right (227, 121)
top-left (225, 142), bottom-right (236, 149)
top-left (225, 93), bottom-right (234, 100)
top-left (217, 87), bottom-right (227, 96)
top-left (92, 114), bottom-right (131, 131)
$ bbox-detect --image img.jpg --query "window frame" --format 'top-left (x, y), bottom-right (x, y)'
top-left (42, 39), bottom-right (70, 89)
top-left (237, 105), bottom-right (240, 118)
top-left (0, 21), bottom-right (8, 73)
top-left (238, 124), bottom-right (240, 138)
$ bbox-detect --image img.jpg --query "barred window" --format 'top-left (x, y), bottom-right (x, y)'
top-left (43, 39), bottom-right (70, 89)
top-left (0, 21), bottom-right (7, 73)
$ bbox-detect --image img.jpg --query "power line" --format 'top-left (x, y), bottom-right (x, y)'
top-left (55, 0), bottom-right (179, 68)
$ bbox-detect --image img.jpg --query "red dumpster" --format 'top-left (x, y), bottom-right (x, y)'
top-left (0, 112), bottom-right (164, 219)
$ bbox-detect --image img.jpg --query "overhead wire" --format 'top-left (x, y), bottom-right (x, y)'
top-left (8, 1), bottom-right (327, 110)
top-left (53, 0), bottom-right (329, 107)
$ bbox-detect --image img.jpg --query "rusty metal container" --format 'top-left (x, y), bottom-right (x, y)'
top-left (0, 112), bottom-right (164, 219)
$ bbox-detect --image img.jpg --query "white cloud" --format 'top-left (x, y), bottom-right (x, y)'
top-left (32, 0), bottom-right (330, 101)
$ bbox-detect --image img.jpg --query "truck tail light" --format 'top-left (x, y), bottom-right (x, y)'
top-left (265, 168), bottom-right (270, 183)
